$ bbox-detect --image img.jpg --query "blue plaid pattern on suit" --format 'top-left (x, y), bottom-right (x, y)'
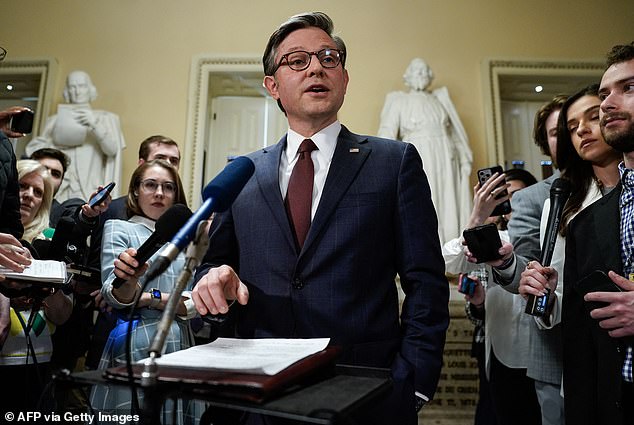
top-left (195, 126), bottom-right (449, 421)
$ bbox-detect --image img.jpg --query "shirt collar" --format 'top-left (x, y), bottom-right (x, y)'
top-left (285, 121), bottom-right (341, 162)
top-left (129, 214), bottom-right (156, 232)
top-left (619, 161), bottom-right (634, 191)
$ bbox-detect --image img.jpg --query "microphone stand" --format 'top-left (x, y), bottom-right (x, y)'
top-left (140, 221), bottom-right (209, 425)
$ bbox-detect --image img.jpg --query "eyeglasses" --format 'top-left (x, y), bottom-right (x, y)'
top-left (276, 48), bottom-right (344, 72)
top-left (139, 179), bottom-right (177, 195)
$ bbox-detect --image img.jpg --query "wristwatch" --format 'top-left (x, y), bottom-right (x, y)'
top-left (149, 288), bottom-right (161, 309)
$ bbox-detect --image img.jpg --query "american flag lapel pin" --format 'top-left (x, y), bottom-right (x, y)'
top-left (349, 148), bottom-right (359, 153)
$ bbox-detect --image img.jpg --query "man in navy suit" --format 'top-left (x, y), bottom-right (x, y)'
top-left (192, 11), bottom-right (448, 424)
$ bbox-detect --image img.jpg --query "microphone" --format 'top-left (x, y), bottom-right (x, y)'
top-left (111, 204), bottom-right (192, 288)
top-left (47, 217), bottom-right (76, 261)
top-left (525, 178), bottom-right (571, 316)
top-left (144, 156), bottom-right (255, 281)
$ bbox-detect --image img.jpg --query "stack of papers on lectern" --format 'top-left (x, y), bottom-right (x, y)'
top-left (0, 259), bottom-right (67, 284)
top-left (146, 337), bottom-right (330, 376)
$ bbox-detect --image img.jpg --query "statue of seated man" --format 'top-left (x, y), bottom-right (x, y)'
top-left (26, 70), bottom-right (125, 202)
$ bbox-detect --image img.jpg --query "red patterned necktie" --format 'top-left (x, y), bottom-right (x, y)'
top-left (285, 139), bottom-right (318, 249)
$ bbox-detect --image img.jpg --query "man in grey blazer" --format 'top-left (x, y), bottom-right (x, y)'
top-left (192, 11), bottom-right (449, 425)
top-left (491, 96), bottom-right (566, 425)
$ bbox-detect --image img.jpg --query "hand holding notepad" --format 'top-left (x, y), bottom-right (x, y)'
top-left (0, 259), bottom-right (67, 285)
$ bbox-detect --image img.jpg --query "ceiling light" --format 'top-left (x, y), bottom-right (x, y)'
top-left (534, 85), bottom-right (543, 93)
top-left (6, 84), bottom-right (13, 91)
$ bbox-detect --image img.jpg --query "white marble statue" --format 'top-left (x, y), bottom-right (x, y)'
top-left (378, 58), bottom-right (473, 244)
top-left (26, 70), bottom-right (125, 202)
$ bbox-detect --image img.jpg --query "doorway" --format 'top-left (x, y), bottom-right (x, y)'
top-left (0, 58), bottom-right (57, 157)
top-left (482, 58), bottom-right (604, 176)
top-left (206, 95), bottom-right (285, 182)
top-left (183, 55), bottom-right (286, 207)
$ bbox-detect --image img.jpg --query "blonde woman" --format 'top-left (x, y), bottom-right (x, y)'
top-left (17, 159), bottom-right (54, 243)
top-left (0, 159), bottom-right (72, 412)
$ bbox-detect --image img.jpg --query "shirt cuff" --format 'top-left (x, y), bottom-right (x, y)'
top-left (415, 391), bottom-right (428, 412)
top-left (177, 290), bottom-right (198, 320)
top-left (495, 257), bottom-right (517, 281)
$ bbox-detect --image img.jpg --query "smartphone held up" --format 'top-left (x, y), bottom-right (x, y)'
top-left (88, 182), bottom-right (116, 208)
top-left (10, 109), bottom-right (35, 134)
top-left (477, 165), bottom-right (511, 217)
top-left (462, 223), bottom-right (503, 263)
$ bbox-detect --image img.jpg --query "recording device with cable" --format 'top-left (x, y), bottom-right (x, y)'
top-left (525, 178), bottom-right (571, 316)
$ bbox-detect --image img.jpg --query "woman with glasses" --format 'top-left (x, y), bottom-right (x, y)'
top-left (90, 159), bottom-right (200, 423)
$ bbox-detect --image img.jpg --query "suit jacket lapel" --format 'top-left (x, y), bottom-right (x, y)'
top-left (594, 184), bottom-right (622, 273)
top-left (254, 137), bottom-right (296, 250)
top-left (301, 126), bottom-right (370, 256)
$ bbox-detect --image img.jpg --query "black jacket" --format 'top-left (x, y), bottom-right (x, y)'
top-left (563, 184), bottom-right (627, 425)
top-left (0, 131), bottom-right (23, 239)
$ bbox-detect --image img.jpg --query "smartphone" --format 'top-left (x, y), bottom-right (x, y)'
top-left (575, 270), bottom-right (621, 311)
top-left (462, 223), bottom-right (502, 263)
top-left (458, 273), bottom-right (477, 296)
top-left (477, 165), bottom-right (511, 216)
top-left (10, 109), bottom-right (35, 134)
top-left (88, 182), bottom-right (115, 208)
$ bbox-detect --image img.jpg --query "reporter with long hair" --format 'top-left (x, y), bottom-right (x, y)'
top-left (0, 160), bottom-right (72, 412)
top-left (89, 159), bottom-right (200, 423)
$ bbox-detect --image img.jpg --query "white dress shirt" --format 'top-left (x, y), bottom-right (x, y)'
top-left (279, 121), bottom-right (340, 220)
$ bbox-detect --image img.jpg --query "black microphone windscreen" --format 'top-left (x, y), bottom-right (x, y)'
top-left (202, 156), bottom-right (255, 212)
top-left (111, 203), bottom-right (192, 288)
top-left (154, 204), bottom-right (193, 242)
top-left (48, 216), bottom-right (76, 261)
top-left (526, 177), bottom-right (572, 316)
top-left (550, 177), bottom-right (571, 196)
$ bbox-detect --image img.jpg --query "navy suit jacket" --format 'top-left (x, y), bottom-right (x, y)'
top-left (196, 126), bottom-right (449, 401)
top-left (563, 184), bottom-right (627, 425)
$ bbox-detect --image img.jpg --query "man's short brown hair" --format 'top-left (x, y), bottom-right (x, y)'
top-left (533, 95), bottom-right (567, 157)
top-left (605, 41), bottom-right (634, 69)
top-left (138, 135), bottom-right (179, 161)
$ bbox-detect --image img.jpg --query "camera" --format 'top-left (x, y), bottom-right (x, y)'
top-left (458, 273), bottom-right (477, 296)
